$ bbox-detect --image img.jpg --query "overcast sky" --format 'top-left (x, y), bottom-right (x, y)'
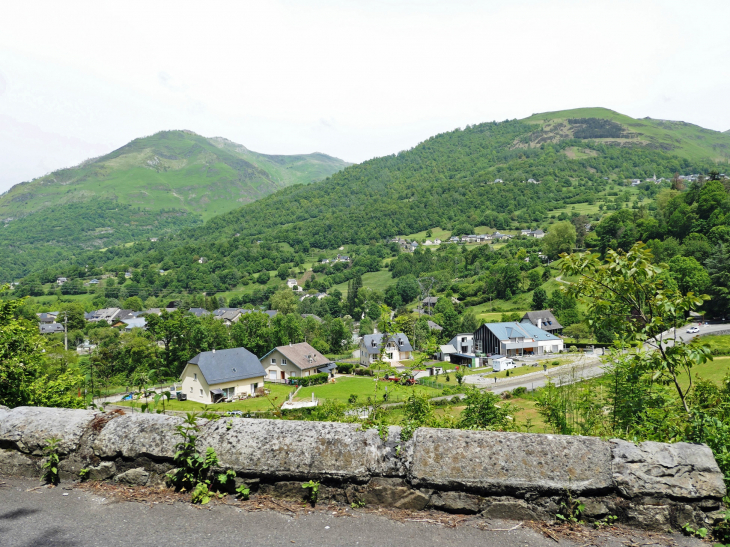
top-left (0, 0), bottom-right (728, 193)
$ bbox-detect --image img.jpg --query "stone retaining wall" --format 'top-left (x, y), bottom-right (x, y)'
top-left (0, 406), bottom-right (726, 530)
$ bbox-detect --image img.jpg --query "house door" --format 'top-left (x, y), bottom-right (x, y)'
top-left (280, 371), bottom-right (286, 380)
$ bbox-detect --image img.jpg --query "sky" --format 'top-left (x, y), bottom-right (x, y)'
top-left (0, 0), bottom-right (729, 193)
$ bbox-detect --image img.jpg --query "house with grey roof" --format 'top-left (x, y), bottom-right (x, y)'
top-left (359, 333), bottom-right (413, 366)
top-left (521, 310), bottom-right (563, 334)
top-left (474, 322), bottom-right (563, 357)
top-left (188, 307), bottom-right (211, 317)
top-left (180, 347), bottom-right (266, 404)
top-left (39, 323), bottom-right (65, 334)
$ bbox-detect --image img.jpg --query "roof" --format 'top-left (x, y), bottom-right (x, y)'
top-left (521, 310), bottom-right (563, 331)
top-left (427, 320), bottom-right (443, 331)
top-left (301, 314), bottom-right (323, 323)
top-left (480, 321), bottom-right (561, 342)
top-left (422, 296), bottom-right (438, 305)
top-left (361, 333), bottom-right (413, 355)
top-left (263, 342), bottom-right (331, 371)
top-left (39, 324), bottom-right (65, 334)
top-left (188, 308), bottom-right (211, 317)
top-left (439, 344), bottom-right (457, 354)
top-left (186, 347), bottom-right (266, 385)
top-left (122, 318), bottom-right (147, 330)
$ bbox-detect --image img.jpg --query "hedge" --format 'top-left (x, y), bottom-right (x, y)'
top-left (336, 363), bottom-right (355, 374)
top-left (290, 372), bottom-right (329, 387)
top-left (353, 367), bottom-right (375, 377)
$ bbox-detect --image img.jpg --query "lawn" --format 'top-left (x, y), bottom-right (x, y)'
top-left (114, 383), bottom-right (294, 413)
top-left (678, 355), bottom-right (730, 389)
top-left (296, 376), bottom-right (442, 404)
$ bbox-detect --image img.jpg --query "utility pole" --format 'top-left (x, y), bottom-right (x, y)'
top-left (63, 311), bottom-right (68, 351)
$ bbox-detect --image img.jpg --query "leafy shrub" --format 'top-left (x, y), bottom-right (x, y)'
top-left (336, 363), bottom-right (355, 374)
top-left (354, 367), bottom-right (374, 377)
top-left (512, 386), bottom-right (527, 397)
top-left (291, 372), bottom-right (329, 387)
top-left (41, 438), bottom-right (61, 485)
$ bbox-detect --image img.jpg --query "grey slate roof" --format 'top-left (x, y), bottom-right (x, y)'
top-left (188, 307), bottom-right (211, 317)
top-left (187, 347), bottom-right (266, 385)
top-left (361, 333), bottom-right (413, 355)
top-left (39, 324), bottom-right (65, 334)
top-left (521, 310), bottom-right (563, 331)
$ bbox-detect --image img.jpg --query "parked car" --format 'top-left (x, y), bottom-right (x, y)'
top-left (687, 326), bottom-right (700, 334)
top-left (226, 410), bottom-right (243, 417)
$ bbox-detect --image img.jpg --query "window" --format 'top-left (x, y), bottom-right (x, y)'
top-left (271, 358), bottom-right (277, 364)
top-left (194, 373), bottom-right (197, 381)
top-left (269, 370), bottom-right (276, 379)
top-left (282, 358), bottom-right (287, 365)
top-left (200, 389), bottom-right (203, 396)
top-left (189, 386), bottom-right (193, 393)
top-left (221, 387), bottom-right (235, 398)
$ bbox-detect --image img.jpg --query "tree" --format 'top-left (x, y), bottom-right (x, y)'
top-left (668, 256), bottom-right (710, 295)
top-left (527, 269), bottom-right (542, 291)
top-left (0, 286), bottom-right (84, 408)
top-left (705, 243), bottom-right (730, 315)
top-left (257, 271), bottom-right (270, 285)
top-left (269, 290), bottom-right (297, 315)
top-left (395, 275), bottom-right (420, 304)
top-left (276, 264), bottom-right (290, 280)
top-left (561, 242), bottom-right (711, 414)
top-left (458, 388), bottom-right (513, 430)
top-left (563, 323), bottom-right (590, 344)
top-left (271, 313), bottom-right (304, 347)
top-left (230, 312), bottom-right (273, 357)
top-left (531, 287), bottom-right (548, 310)
top-left (460, 310), bottom-right (479, 334)
top-left (327, 318), bottom-right (350, 354)
top-left (123, 296), bottom-right (144, 312)
top-left (542, 221), bottom-right (576, 259)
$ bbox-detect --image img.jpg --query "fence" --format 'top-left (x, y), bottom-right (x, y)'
top-left (417, 378), bottom-right (448, 389)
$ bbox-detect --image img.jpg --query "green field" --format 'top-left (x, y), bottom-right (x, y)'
top-left (114, 383), bottom-right (293, 413)
top-left (295, 376), bottom-right (442, 404)
top-left (333, 269), bottom-right (394, 298)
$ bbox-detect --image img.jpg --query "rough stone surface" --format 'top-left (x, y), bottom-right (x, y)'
top-left (625, 504), bottom-right (671, 530)
top-left (429, 491), bottom-right (485, 514)
top-left (88, 461), bottom-right (116, 481)
top-left (259, 481), bottom-right (307, 501)
top-left (114, 467), bottom-right (150, 486)
top-left (612, 440), bottom-right (726, 500)
top-left (411, 429), bottom-right (613, 494)
top-left (355, 478), bottom-right (432, 510)
top-left (0, 448), bottom-right (38, 476)
top-left (92, 412), bottom-right (183, 459)
top-left (482, 498), bottom-right (540, 520)
top-left (200, 418), bottom-right (409, 481)
top-left (580, 498), bottom-right (610, 518)
top-left (0, 406), bottom-right (98, 455)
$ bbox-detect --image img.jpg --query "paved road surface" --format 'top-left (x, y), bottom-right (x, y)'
top-left (0, 478), bottom-right (701, 547)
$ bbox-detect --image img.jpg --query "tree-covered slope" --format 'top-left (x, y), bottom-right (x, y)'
top-left (0, 130), bottom-right (350, 221)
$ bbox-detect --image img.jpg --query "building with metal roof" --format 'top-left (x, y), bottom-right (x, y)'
top-left (474, 321), bottom-right (563, 357)
top-left (180, 347), bottom-right (266, 404)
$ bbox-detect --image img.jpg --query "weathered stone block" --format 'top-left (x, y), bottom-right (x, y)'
top-left (114, 467), bottom-right (149, 486)
top-left (88, 461), bottom-right (116, 481)
top-left (625, 504), bottom-right (671, 530)
top-left (611, 440), bottom-right (726, 500)
top-left (259, 481), bottom-right (307, 500)
top-left (200, 418), bottom-right (409, 482)
top-left (580, 498), bottom-right (610, 519)
top-left (429, 491), bottom-right (485, 514)
top-left (360, 478), bottom-right (431, 510)
top-left (0, 406), bottom-right (98, 455)
top-left (411, 429), bottom-right (613, 494)
top-left (482, 498), bottom-right (540, 520)
top-left (92, 413), bottom-right (183, 459)
top-left (0, 448), bottom-right (37, 476)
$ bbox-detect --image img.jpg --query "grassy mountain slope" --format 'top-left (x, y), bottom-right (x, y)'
top-left (523, 107), bottom-right (730, 163)
top-left (0, 130), bottom-right (350, 221)
top-left (18, 107), bottom-right (728, 291)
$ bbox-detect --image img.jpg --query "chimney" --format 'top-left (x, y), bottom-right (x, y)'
top-left (537, 318), bottom-right (542, 329)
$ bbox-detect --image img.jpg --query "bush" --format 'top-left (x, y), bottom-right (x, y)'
top-left (512, 386), bottom-right (527, 397)
top-left (354, 367), bottom-right (374, 377)
top-left (291, 373), bottom-right (329, 387)
top-left (336, 363), bottom-right (355, 374)
top-left (569, 345), bottom-right (578, 353)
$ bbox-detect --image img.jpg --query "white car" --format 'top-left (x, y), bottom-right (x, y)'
top-left (686, 326), bottom-right (700, 334)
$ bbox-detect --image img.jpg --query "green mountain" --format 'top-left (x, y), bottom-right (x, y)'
top-left (0, 131), bottom-right (349, 280)
top-left (523, 107), bottom-right (730, 162)
top-left (0, 130), bottom-right (350, 221)
top-left (14, 107), bottom-right (730, 292)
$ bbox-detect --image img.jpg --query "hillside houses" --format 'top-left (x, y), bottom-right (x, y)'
top-left (359, 333), bottom-right (413, 366)
top-left (474, 321), bottom-right (563, 357)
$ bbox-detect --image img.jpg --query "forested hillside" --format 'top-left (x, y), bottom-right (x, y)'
top-left (0, 130), bottom-right (349, 279)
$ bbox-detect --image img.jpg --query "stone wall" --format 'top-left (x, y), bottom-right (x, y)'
top-left (0, 406), bottom-right (726, 530)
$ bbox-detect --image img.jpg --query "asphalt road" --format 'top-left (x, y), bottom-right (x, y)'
top-left (0, 478), bottom-right (701, 547)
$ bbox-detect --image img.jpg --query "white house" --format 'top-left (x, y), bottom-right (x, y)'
top-left (56, 277), bottom-right (68, 285)
top-left (359, 333), bottom-right (413, 366)
top-left (180, 347), bottom-right (266, 404)
top-left (260, 342), bottom-right (335, 381)
top-left (287, 278), bottom-right (298, 289)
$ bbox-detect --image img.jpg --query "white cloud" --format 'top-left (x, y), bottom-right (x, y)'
top-left (0, 0), bottom-right (728, 192)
